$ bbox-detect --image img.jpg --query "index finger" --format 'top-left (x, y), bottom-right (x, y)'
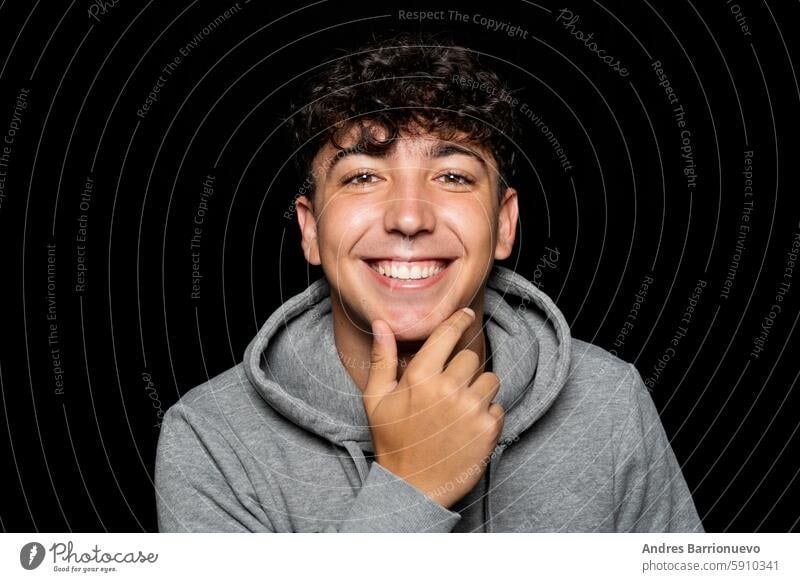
top-left (405, 307), bottom-right (476, 379)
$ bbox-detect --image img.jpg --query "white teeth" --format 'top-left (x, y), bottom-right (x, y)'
top-left (368, 260), bottom-right (448, 280)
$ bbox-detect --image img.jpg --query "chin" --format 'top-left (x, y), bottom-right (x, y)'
top-left (377, 310), bottom-right (450, 343)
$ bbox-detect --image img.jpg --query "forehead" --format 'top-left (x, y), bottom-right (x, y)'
top-left (311, 122), bottom-right (496, 174)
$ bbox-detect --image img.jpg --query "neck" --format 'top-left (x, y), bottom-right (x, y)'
top-left (331, 300), bottom-right (488, 392)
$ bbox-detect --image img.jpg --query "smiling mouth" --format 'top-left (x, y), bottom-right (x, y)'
top-left (364, 258), bottom-right (453, 281)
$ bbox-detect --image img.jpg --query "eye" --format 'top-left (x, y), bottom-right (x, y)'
top-left (341, 170), bottom-right (380, 188)
top-left (436, 171), bottom-right (475, 187)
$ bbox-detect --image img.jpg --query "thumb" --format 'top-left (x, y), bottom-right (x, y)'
top-left (363, 319), bottom-right (398, 413)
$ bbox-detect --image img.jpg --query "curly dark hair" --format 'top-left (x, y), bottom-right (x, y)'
top-left (285, 31), bottom-right (520, 201)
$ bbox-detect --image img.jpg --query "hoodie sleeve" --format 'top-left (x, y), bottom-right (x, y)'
top-left (320, 461), bottom-right (463, 533)
top-left (612, 364), bottom-right (705, 533)
top-left (155, 404), bottom-right (274, 532)
top-left (155, 403), bottom-right (462, 532)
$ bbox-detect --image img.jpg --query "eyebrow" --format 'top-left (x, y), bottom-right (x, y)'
top-left (323, 141), bottom-right (489, 176)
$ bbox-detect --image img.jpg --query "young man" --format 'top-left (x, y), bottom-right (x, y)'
top-left (154, 33), bottom-right (704, 532)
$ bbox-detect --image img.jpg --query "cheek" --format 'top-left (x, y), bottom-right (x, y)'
top-left (440, 199), bottom-right (496, 257)
top-left (316, 200), bottom-right (374, 262)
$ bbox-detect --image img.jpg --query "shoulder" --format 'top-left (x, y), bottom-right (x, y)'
top-left (559, 338), bottom-right (648, 424)
top-left (567, 337), bottom-right (641, 389)
top-left (159, 363), bottom-right (263, 437)
top-left (563, 338), bottom-right (670, 444)
top-left (173, 363), bottom-right (251, 408)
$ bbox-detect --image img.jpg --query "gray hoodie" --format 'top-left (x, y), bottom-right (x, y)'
top-left (154, 265), bottom-right (704, 532)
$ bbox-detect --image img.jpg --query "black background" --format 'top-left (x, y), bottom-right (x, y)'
top-left (1, 0), bottom-right (799, 532)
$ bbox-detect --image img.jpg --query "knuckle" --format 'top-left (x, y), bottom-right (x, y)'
top-left (491, 423), bottom-right (503, 440)
top-left (445, 312), bottom-right (469, 332)
top-left (460, 390), bottom-right (483, 410)
top-left (403, 367), bottom-right (424, 387)
top-left (478, 415), bottom-right (499, 434)
top-left (441, 321), bottom-right (460, 337)
top-left (438, 375), bottom-right (459, 396)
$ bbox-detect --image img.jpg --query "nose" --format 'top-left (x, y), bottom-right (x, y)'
top-left (383, 180), bottom-right (436, 237)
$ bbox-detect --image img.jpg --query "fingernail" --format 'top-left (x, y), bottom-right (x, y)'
top-left (462, 307), bottom-right (475, 318)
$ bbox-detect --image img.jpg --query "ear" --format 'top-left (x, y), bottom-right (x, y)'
top-left (295, 195), bottom-right (321, 265)
top-left (494, 186), bottom-right (519, 261)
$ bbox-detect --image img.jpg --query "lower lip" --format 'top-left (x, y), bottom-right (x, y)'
top-left (362, 260), bottom-right (452, 291)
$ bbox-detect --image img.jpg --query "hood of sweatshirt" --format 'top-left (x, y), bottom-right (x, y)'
top-left (243, 264), bottom-right (572, 531)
